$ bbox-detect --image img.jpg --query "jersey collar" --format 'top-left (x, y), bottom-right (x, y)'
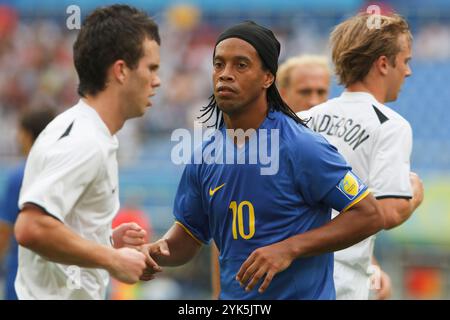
top-left (77, 99), bottom-right (118, 143)
top-left (340, 91), bottom-right (380, 105)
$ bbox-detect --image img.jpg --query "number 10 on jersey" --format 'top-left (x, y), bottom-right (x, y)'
top-left (229, 201), bottom-right (255, 240)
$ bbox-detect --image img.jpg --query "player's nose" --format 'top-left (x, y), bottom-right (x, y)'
top-left (152, 75), bottom-right (161, 88)
top-left (309, 94), bottom-right (321, 108)
top-left (218, 64), bottom-right (235, 82)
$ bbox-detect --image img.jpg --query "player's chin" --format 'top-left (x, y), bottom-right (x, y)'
top-left (386, 91), bottom-right (399, 103)
top-left (127, 108), bottom-right (147, 120)
top-left (216, 99), bottom-right (239, 114)
top-left (139, 102), bottom-right (151, 114)
top-left (392, 91), bottom-right (400, 102)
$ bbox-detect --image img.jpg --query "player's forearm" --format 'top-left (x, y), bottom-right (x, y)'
top-left (385, 172), bottom-right (425, 228)
top-left (409, 191), bottom-right (423, 213)
top-left (15, 209), bottom-right (115, 270)
top-left (154, 223), bottom-right (201, 266)
top-left (397, 200), bottom-right (417, 226)
top-left (395, 194), bottom-right (421, 226)
top-left (27, 227), bottom-right (114, 269)
top-left (379, 197), bottom-right (417, 229)
top-left (283, 196), bottom-right (384, 259)
top-left (158, 240), bottom-right (199, 266)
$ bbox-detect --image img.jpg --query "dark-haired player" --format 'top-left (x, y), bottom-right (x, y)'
top-left (140, 21), bottom-right (385, 300)
top-left (14, 4), bottom-right (161, 299)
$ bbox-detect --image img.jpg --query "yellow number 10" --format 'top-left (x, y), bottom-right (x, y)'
top-left (229, 201), bottom-right (255, 240)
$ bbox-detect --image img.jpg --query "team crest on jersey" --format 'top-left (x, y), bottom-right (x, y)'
top-left (337, 171), bottom-right (361, 200)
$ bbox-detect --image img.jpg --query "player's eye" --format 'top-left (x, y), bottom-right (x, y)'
top-left (299, 89), bottom-right (312, 96)
top-left (213, 61), bottom-right (223, 69)
top-left (148, 65), bottom-right (159, 72)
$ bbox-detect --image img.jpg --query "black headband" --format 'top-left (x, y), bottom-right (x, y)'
top-left (214, 21), bottom-right (281, 77)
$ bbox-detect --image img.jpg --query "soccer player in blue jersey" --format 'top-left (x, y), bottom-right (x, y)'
top-left (0, 108), bottom-right (55, 300)
top-left (140, 21), bottom-right (385, 299)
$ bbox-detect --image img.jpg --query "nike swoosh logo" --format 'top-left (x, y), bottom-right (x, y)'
top-left (209, 183), bottom-right (226, 197)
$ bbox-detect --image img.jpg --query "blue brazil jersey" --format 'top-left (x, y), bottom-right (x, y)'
top-left (174, 110), bottom-right (368, 300)
top-left (0, 162), bottom-right (24, 300)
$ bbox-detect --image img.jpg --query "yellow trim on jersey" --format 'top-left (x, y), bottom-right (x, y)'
top-left (175, 221), bottom-right (204, 245)
top-left (342, 189), bottom-right (370, 212)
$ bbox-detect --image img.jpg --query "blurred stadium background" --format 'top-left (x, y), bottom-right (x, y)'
top-left (0, 0), bottom-right (449, 299)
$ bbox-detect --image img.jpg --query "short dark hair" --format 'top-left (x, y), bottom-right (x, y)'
top-left (20, 108), bottom-right (56, 141)
top-left (73, 4), bottom-right (160, 97)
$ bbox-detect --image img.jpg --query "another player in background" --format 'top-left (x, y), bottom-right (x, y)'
top-left (139, 21), bottom-right (386, 300)
top-left (276, 52), bottom-right (394, 299)
top-left (299, 13), bottom-right (424, 300)
top-left (277, 54), bottom-right (331, 113)
top-left (0, 108), bottom-right (55, 300)
top-left (13, 5), bottom-right (161, 299)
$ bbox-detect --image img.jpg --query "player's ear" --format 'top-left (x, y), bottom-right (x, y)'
top-left (375, 55), bottom-right (389, 76)
top-left (263, 72), bottom-right (275, 89)
top-left (111, 60), bottom-right (128, 84)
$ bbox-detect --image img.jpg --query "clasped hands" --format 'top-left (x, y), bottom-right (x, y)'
top-left (115, 222), bottom-right (293, 292)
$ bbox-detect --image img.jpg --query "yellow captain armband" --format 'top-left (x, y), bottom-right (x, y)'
top-left (342, 189), bottom-right (370, 212)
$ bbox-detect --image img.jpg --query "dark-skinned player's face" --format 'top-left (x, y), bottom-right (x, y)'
top-left (213, 38), bottom-right (273, 115)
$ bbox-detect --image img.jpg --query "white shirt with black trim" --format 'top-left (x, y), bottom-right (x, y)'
top-left (299, 91), bottom-right (413, 299)
top-left (16, 99), bottom-right (120, 300)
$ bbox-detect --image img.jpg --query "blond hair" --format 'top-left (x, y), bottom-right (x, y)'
top-left (276, 54), bottom-right (330, 89)
top-left (330, 13), bottom-right (412, 87)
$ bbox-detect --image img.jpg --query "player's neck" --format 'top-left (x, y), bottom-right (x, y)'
top-left (223, 101), bottom-right (268, 132)
top-left (83, 94), bottom-right (124, 135)
top-left (346, 81), bottom-right (387, 104)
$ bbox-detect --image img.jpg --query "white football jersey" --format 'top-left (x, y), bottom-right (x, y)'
top-left (16, 99), bottom-right (120, 300)
top-left (299, 91), bottom-right (413, 299)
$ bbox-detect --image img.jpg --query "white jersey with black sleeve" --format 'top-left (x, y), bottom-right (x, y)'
top-left (16, 99), bottom-right (120, 300)
top-left (299, 91), bottom-right (413, 299)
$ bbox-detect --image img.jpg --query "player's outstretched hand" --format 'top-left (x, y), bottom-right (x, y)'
top-left (236, 241), bottom-right (294, 294)
top-left (108, 247), bottom-right (147, 284)
top-left (139, 239), bottom-right (170, 281)
top-left (112, 222), bottom-right (147, 249)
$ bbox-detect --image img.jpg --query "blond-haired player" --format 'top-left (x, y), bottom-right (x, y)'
top-left (277, 55), bottom-right (331, 112)
top-left (300, 13), bottom-right (424, 300)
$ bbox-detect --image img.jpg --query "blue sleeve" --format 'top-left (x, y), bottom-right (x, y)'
top-left (173, 164), bottom-right (210, 244)
top-left (294, 132), bottom-right (367, 211)
top-left (0, 168), bottom-right (23, 225)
